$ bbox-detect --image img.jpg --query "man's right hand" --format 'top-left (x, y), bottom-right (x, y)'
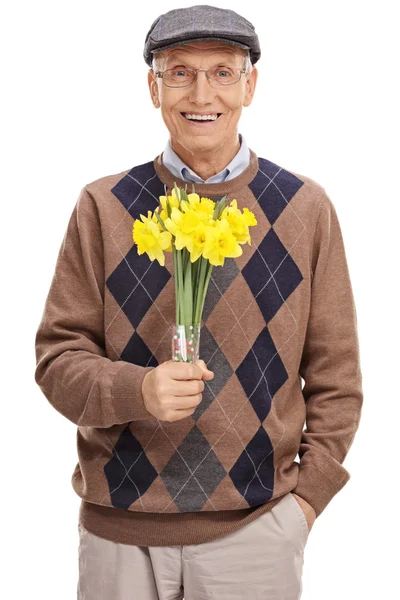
top-left (141, 359), bottom-right (215, 422)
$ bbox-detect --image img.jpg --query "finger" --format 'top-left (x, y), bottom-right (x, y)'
top-left (172, 379), bottom-right (204, 396)
top-left (173, 394), bottom-right (202, 411)
top-left (168, 362), bottom-right (203, 380)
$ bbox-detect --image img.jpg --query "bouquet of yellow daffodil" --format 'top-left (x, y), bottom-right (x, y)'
top-left (132, 183), bottom-right (257, 362)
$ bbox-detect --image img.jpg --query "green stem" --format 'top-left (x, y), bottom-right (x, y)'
top-left (183, 248), bottom-right (193, 326)
top-left (192, 257), bottom-right (199, 319)
top-left (176, 248), bottom-right (185, 324)
top-left (194, 256), bottom-right (208, 324)
top-left (172, 245), bottom-right (179, 323)
top-left (197, 261), bottom-right (213, 323)
top-left (192, 256), bottom-right (200, 309)
top-left (183, 247), bottom-right (190, 273)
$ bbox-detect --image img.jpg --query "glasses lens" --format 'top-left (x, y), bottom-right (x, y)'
top-left (209, 67), bottom-right (240, 86)
top-left (163, 68), bottom-right (194, 87)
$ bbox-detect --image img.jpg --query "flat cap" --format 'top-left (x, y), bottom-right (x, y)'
top-left (143, 4), bottom-right (261, 68)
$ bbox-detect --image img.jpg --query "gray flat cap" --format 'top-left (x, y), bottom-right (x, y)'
top-left (143, 4), bottom-right (261, 67)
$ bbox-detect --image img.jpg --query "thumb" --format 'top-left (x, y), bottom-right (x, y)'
top-left (195, 359), bottom-right (214, 378)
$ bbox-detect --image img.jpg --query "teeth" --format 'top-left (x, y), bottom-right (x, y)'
top-left (185, 113), bottom-right (219, 121)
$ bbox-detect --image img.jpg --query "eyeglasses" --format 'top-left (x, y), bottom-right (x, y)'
top-left (155, 66), bottom-right (247, 88)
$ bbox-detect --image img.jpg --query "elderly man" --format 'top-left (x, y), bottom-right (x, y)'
top-left (34, 4), bottom-right (363, 599)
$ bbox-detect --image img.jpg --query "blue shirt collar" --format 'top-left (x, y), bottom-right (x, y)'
top-left (162, 133), bottom-right (250, 184)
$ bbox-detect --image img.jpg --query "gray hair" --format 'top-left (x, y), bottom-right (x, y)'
top-left (152, 47), bottom-right (253, 75)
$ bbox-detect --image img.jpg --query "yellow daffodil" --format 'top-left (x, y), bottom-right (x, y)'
top-left (132, 210), bottom-right (172, 266)
top-left (164, 206), bottom-right (201, 251)
top-left (203, 218), bottom-right (243, 266)
top-left (185, 192), bottom-right (201, 206)
top-left (221, 199), bottom-right (257, 245)
top-left (156, 194), bottom-right (180, 223)
top-left (242, 206), bottom-right (257, 226)
top-left (186, 221), bottom-right (209, 263)
top-left (171, 187), bottom-right (182, 201)
top-left (180, 194), bottom-right (215, 224)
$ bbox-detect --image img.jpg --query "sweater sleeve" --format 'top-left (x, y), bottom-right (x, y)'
top-left (34, 186), bottom-right (156, 428)
top-left (293, 190), bottom-right (363, 517)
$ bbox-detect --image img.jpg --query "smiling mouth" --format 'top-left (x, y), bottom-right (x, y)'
top-left (180, 113), bottom-right (223, 123)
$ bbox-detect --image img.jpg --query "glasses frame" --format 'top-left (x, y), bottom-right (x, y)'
top-left (154, 65), bottom-right (247, 88)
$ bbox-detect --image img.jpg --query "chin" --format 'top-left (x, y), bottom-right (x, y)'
top-left (191, 134), bottom-right (220, 143)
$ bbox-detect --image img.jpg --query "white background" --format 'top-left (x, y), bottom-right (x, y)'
top-left (2, 0), bottom-right (399, 598)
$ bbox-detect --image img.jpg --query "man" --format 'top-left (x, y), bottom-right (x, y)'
top-left (34, 5), bottom-right (363, 599)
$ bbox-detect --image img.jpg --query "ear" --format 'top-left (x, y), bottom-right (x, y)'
top-left (148, 69), bottom-right (160, 108)
top-left (243, 66), bottom-right (258, 108)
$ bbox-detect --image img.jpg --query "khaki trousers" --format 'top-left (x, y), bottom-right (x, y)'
top-left (77, 491), bottom-right (310, 599)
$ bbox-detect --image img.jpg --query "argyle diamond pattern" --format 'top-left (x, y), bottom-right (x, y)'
top-left (104, 156), bottom-right (304, 512)
top-left (103, 424), bottom-right (158, 510)
top-left (160, 425), bottom-right (227, 512)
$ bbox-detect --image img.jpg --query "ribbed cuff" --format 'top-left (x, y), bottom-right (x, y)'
top-left (292, 452), bottom-right (351, 518)
top-left (111, 362), bottom-right (156, 422)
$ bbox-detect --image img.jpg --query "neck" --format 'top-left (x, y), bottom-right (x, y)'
top-left (169, 132), bottom-right (241, 181)
top-left (154, 146), bottom-right (259, 198)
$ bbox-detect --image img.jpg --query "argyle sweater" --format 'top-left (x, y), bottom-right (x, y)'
top-left (34, 148), bottom-right (363, 546)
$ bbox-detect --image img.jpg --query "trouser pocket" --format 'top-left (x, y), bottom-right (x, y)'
top-left (288, 492), bottom-right (309, 548)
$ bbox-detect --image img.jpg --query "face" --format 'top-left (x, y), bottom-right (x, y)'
top-left (147, 41), bottom-right (258, 156)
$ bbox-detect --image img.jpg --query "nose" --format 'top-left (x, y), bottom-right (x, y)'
top-left (188, 70), bottom-right (216, 105)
